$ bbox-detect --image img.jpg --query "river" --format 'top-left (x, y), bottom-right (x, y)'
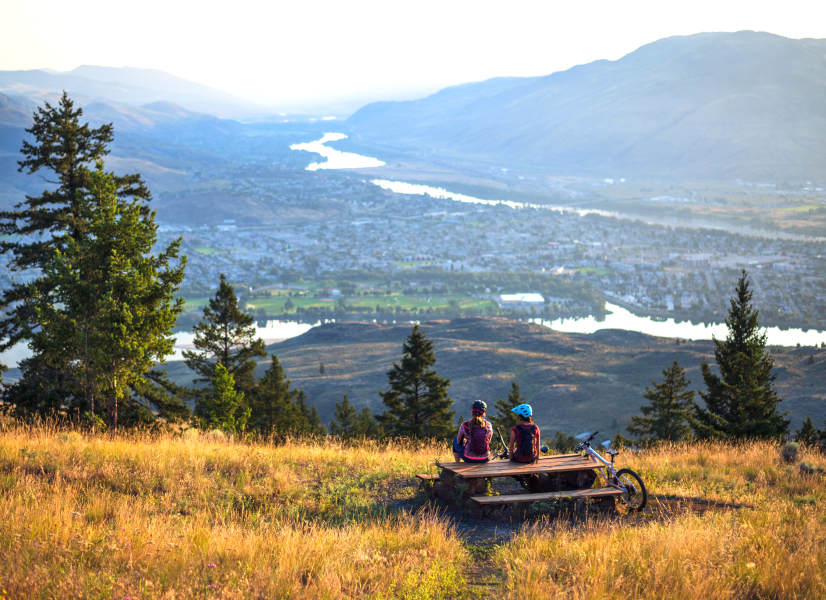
top-left (287, 133), bottom-right (826, 347)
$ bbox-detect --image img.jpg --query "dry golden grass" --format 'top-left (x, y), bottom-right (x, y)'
top-left (0, 425), bottom-right (465, 599)
top-left (1, 425), bottom-right (825, 599)
top-left (496, 441), bottom-right (826, 600)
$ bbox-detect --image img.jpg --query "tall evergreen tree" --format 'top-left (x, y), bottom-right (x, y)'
top-left (0, 92), bottom-right (149, 352)
top-left (28, 166), bottom-right (185, 429)
top-left (0, 93), bottom-right (157, 416)
top-left (491, 380), bottom-right (523, 432)
top-left (694, 271), bottom-right (789, 439)
top-left (627, 361), bottom-right (695, 443)
top-left (195, 363), bottom-right (249, 433)
top-left (378, 325), bottom-right (454, 439)
top-left (183, 274), bottom-right (266, 393)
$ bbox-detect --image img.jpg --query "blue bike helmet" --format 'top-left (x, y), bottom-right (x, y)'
top-left (511, 403), bottom-right (533, 418)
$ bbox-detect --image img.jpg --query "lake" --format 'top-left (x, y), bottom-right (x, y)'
top-left (535, 302), bottom-right (826, 347)
top-left (0, 320), bottom-right (318, 369)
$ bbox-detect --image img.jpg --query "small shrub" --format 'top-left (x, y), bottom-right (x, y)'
top-left (800, 462), bottom-right (825, 476)
top-left (781, 442), bottom-right (799, 463)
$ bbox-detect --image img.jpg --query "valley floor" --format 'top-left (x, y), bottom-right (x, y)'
top-left (0, 423), bottom-right (824, 599)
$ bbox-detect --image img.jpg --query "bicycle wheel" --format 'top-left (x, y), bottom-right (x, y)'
top-left (614, 468), bottom-right (647, 511)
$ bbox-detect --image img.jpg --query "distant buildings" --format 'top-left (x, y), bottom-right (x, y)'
top-left (498, 293), bottom-right (545, 310)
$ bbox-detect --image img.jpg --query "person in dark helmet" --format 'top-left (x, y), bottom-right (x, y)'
top-left (452, 400), bottom-right (493, 463)
top-left (509, 403), bottom-right (540, 463)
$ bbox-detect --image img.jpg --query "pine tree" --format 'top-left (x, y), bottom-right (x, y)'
top-left (329, 394), bottom-right (358, 438)
top-left (330, 395), bottom-right (381, 439)
top-left (183, 274), bottom-right (266, 393)
top-left (247, 354), bottom-right (295, 436)
top-left (355, 407), bottom-right (381, 439)
top-left (27, 166), bottom-right (185, 430)
top-left (491, 380), bottom-right (523, 432)
top-left (627, 361), bottom-right (695, 443)
top-left (795, 417), bottom-right (820, 446)
top-left (130, 370), bottom-right (191, 423)
top-left (694, 271), bottom-right (789, 439)
top-left (195, 363), bottom-right (249, 433)
top-left (293, 389), bottom-right (326, 436)
top-left (378, 325), bottom-right (454, 439)
top-left (0, 93), bottom-right (156, 415)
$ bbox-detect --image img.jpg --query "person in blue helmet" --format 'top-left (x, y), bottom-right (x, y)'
top-left (509, 403), bottom-right (540, 463)
top-left (452, 400), bottom-right (493, 463)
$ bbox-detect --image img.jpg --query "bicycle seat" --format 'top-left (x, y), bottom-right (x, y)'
top-left (607, 449), bottom-right (619, 457)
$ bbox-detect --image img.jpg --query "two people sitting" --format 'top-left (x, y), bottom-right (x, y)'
top-left (452, 400), bottom-right (541, 463)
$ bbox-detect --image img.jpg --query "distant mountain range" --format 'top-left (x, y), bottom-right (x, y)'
top-left (348, 31), bottom-right (826, 183)
top-left (0, 65), bottom-right (266, 119)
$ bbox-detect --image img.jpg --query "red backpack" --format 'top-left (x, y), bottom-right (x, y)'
top-left (512, 424), bottom-right (539, 463)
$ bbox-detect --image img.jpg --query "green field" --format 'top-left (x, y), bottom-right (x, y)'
top-left (244, 292), bottom-right (497, 314)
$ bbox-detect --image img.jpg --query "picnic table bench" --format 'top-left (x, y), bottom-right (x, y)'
top-left (419, 453), bottom-right (623, 516)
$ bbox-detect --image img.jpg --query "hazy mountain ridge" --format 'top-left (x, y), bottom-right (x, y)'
top-left (0, 65), bottom-right (265, 119)
top-left (348, 31), bottom-right (826, 182)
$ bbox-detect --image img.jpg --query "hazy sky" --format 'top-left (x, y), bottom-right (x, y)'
top-left (2, 0), bottom-right (825, 110)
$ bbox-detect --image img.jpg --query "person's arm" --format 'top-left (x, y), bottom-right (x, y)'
top-left (457, 422), bottom-right (466, 445)
top-left (485, 422), bottom-right (493, 454)
top-left (509, 427), bottom-right (516, 458)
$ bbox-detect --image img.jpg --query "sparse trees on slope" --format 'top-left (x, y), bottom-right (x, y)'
top-left (491, 380), bottom-right (523, 432)
top-left (627, 360), bottom-right (695, 443)
top-left (379, 325), bottom-right (454, 439)
top-left (694, 271), bottom-right (788, 440)
top-left (183, 274), bottom-right (266, 394)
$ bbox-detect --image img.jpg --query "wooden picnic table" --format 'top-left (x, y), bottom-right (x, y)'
top-left (419, 452), bottom-right (623, 515)
top-left (436, 453), bottom-right (600, 479)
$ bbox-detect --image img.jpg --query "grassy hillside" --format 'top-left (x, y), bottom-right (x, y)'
top-left (1, 424), bottom-right (824, 598)
top-left (162, 318), bottom-right (826, 436)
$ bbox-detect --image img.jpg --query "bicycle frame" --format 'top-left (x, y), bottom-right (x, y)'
top-left (579, 442), bottom-right (621, 481)
top-left (575, 432), bottom-right (628, 491)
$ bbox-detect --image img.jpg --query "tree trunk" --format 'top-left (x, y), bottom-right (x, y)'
top-left (108, 394), bottom-right (117, 433)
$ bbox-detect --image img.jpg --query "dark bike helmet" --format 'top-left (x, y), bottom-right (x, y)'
top-left (471, 400), bottom-right (487, 415)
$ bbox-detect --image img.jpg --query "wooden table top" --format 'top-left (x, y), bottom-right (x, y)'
top-left (437, 453), bottom-right (601, 479)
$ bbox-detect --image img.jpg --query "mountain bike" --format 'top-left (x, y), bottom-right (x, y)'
top-left (574, 431), bottom-right (647, 511)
